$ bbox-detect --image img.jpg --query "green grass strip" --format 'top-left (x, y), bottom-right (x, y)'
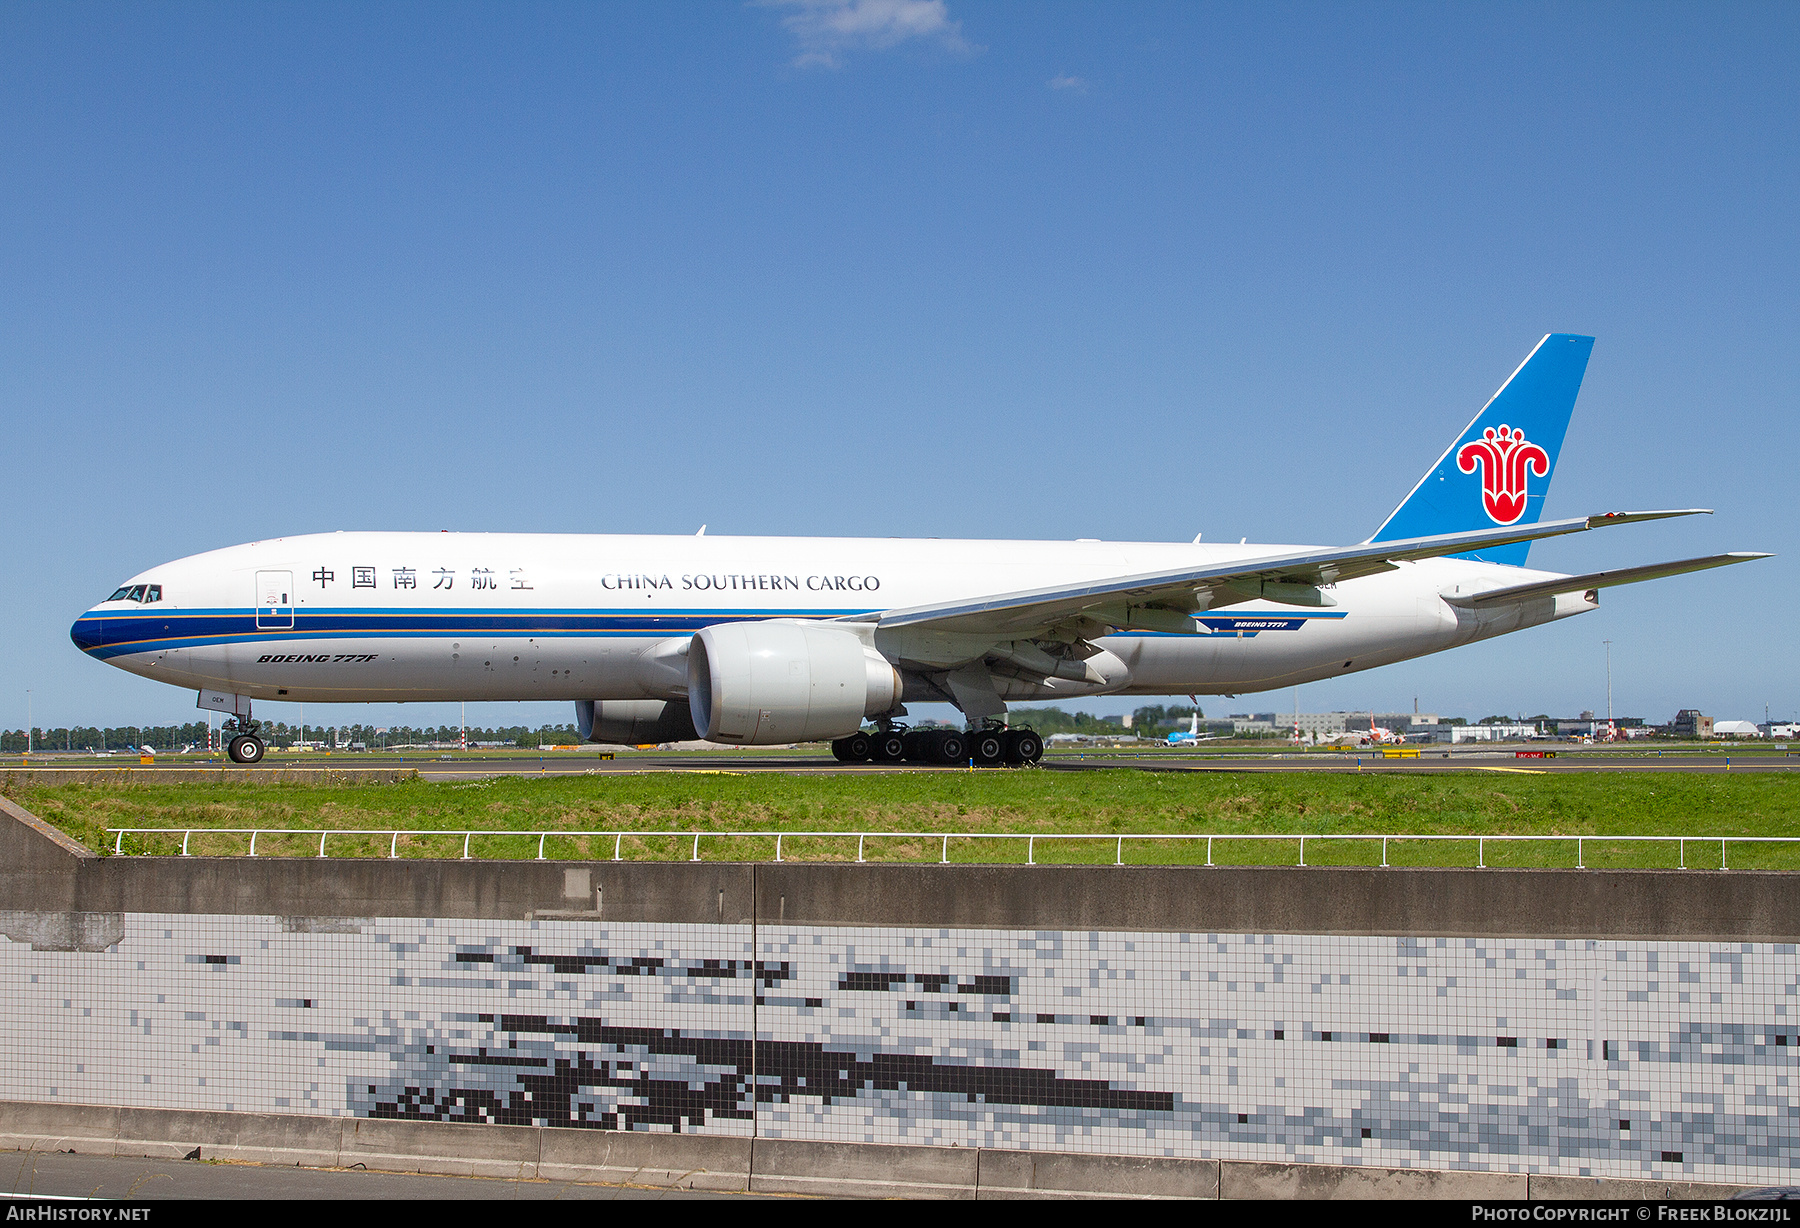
top-left (9, 769), bottom-right (1800, 869)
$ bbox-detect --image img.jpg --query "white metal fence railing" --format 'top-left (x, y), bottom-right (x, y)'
top-left (101, 828), bottom-right (1800, 870)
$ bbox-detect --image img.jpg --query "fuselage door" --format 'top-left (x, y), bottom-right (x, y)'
top-left (255, 571), bottom-right (294, 630)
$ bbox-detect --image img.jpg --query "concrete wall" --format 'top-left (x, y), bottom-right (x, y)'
top-left (0, 1099), bottom-right (1754, 1200)
top-left (3, 793), bottom-right (1796, 940)
top-left (2, 801), bottom-right (1794, 1197)
top-left (755, 862), bottom-right (1800, 939)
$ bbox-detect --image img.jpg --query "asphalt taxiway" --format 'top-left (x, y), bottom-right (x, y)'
top-left (396, 751), bottom-right (1800, 780)
top-left (8, 748), bottom-right (1794, 781)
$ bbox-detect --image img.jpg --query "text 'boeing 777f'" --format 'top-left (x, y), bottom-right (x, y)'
top-left (72, 335), bottom-right (1768, 764)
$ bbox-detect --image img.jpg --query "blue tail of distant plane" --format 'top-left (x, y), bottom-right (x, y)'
top-left (1369, 334), bottom-right (1594, 566)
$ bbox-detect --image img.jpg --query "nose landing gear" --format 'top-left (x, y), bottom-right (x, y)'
top-left (200, 691), bottom-right (266, 764)
top-left (223, 720), bottom-right (265, 764)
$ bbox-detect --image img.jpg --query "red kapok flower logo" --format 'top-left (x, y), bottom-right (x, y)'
top-left (1457, 425), bottom-right (1549, 526)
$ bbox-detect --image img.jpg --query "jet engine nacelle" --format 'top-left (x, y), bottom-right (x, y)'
top-left (688, 621), bottom-right (902, 745)
top-left (575, 699), bottom-right (699, 746)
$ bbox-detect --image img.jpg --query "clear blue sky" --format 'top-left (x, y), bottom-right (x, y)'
top-left (3, 1), bottom-right (1795, 732)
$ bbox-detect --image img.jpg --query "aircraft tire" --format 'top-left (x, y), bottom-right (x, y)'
top-left (900, 730), bottom-right (930, 761)
top-left (830, 737), bottom-right (855, 762)
top-left (870, 732), bottom-right (906, 762)
top-left (1002, 730), bottom-right (1043, 765)
top-left (933, 732), bottom-right (966, 764)
top-left (842, 732), bottom-right (872, 761)
top-left (968, 730), bottom-right (1005, 764)
top-left (227, 735), bottom-right (265, 765)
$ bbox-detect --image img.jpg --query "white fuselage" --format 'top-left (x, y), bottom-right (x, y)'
top-left (71, 531), bottom-right (1596, 708)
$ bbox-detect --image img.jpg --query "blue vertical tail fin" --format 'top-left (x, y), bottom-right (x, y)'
top-left (1368, 334), bottom-right (1594, 566)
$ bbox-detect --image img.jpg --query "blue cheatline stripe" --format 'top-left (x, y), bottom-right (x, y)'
top-left (69, 606), bottom-right (877, 659)
top-left (81, 629), bottom-right (705, 661)
top-left (88, 605), bottom-right (877, 617)
top-left (74, 606), bottom-right (1350, 659)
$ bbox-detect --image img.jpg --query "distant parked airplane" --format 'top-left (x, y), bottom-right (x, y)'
top-left (1166, 712), bottom-right (1225, 745)
top-left (1325, 716), bottom-right (1404, 748)
top-left (72, 335), bottom-right (1768, 766)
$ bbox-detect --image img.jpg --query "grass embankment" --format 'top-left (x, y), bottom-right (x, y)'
top-left (8, 770), bottom-right (1799, 870)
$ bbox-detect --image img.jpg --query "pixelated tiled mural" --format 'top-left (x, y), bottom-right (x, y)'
top-left (2, 914), bottom-right (1796, 1183)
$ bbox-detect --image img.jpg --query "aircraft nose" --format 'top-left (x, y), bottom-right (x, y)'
top-left (70, 612), bottom-right (103, 653)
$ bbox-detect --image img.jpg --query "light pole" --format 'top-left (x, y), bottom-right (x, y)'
top-left (1604, 640), bottom-right (1613, 725)
top-left (25, 689), bottom-right (30, 755)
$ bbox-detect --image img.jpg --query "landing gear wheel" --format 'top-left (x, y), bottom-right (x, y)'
top-left (968, 729), bottom-right (1005, 764)
top-left (831, 733), bottom-right (873, 762)
top-left (227, 735), bottom-right (265, 765)
top-left (1002, 730), bottom-right (1043, 765)
top-left (933, 732), bottom-right (967, 764)
top-left (870, 731), bottom-right (906, 762)
top-left (902, 730), bottom-right (967, 764)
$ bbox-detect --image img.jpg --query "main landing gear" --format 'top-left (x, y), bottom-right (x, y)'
top-left (830, 725), bottom-right (1042, 766)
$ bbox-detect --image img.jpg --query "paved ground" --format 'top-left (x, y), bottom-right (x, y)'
top-left (415, 749), bottom-right (1799, 778)
top-left (1044, 751), bottom-right (1800, 776)
top-left (0, 1150), bottom-right (759, 1200)
top-left (8, 748), bottom-right (1797, 781)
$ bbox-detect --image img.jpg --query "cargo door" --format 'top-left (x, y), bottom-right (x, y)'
top-left (255, 571), bottom-right (294, 630)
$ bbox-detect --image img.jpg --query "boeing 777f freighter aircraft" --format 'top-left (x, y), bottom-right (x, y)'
top-left (72, 335), bottom-right (1768, 765)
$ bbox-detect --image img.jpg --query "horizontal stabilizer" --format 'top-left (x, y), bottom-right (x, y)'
top-left (1443, 552), bottom-right (1772, 609)
top-left (1581, 509), bottom-right (1713, 528)
top-left (865, 509), bottom-right (1714, 637)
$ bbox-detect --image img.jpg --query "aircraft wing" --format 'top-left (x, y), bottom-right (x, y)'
top-left (862, 510), bottom-right (1711, 637)
top-left (1442, 552), bottom-right (1771, 609)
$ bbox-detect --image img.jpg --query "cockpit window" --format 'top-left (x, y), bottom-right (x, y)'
top-left (146, 585), bottom-right (162, 603)
top-left (126, 585), bottom-right (147, 603)
top-left (107, 587), bottom-right (132, 602)
top-left (106, 584), bottom-right (163, 604)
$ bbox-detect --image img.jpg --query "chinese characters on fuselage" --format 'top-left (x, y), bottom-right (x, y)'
top-left (299, 567), bottom-right (882, 595)
top-left (300, 566), bottom-right (536, 593)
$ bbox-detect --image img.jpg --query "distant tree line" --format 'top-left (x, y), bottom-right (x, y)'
top-left (1, 722), bottom-right (217, 753)
top-left (1127, 704), bottom-right (1206, 736)
top-left (0, 722), bottom-right (587, 753)
top-left (247, 722), bottom-right (587, 749)
top-left (1001, 705), bottom-right (1202, 737)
